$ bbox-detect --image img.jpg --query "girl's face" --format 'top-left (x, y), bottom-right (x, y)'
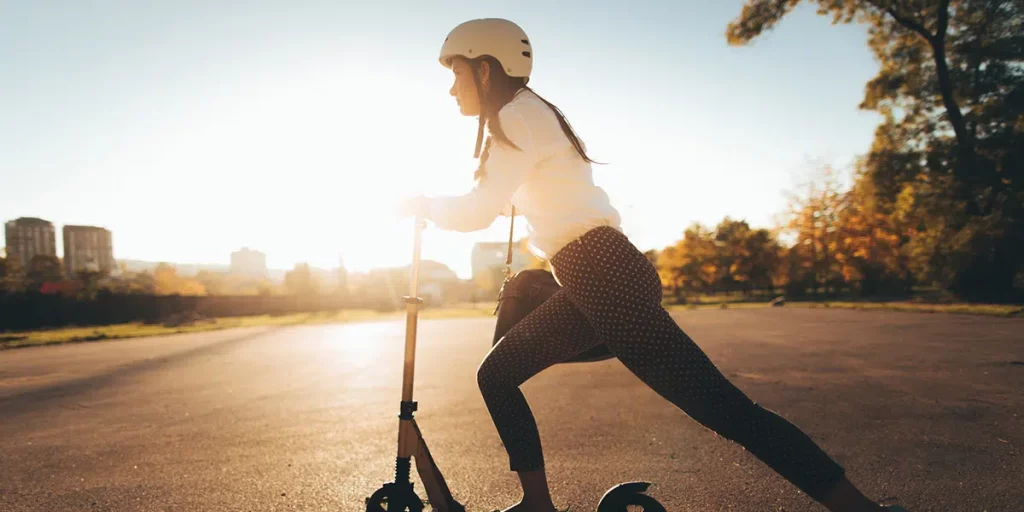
top-left (450, 58), bottom-right (488, 117)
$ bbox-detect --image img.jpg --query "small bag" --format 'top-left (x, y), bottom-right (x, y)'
top-left (491, 207), bottom-right (613, 364)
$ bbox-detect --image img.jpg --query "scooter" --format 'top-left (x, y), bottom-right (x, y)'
top-left (365, 216), bottom-right (667, 511)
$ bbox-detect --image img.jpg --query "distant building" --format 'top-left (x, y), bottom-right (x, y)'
top-left (471, 240), bottom-right (534, 282)
top-left (63, 225), bottom-right (115, 277)
top-left (230, 248), bottom-right (267, 277)
top-left (4, 217), bottom-right (57, 266)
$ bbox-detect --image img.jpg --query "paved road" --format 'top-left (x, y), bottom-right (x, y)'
top-left (1, 309), bottom-right (1021, 511)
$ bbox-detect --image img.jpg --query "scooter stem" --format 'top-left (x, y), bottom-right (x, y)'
top-left (401, 216), bottom-right (425, 404)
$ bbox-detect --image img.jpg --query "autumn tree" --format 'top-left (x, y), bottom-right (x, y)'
top-left (0, 256), bottom-right (25, 293)
top-left (284, 263), bottom-right (320, 296)
top-left (657, 223), bottom-right (723, 299)
top-left (195, 270), bottom-right (226, 295)
top-left (656, 220), bottom-right (785, 301)
top-left (781, 164), bottom-right (847, 296)
top-left (729, 0), bottom-right (1024, 300)
top-left (643, 249), bottom-right (660, 266)
top-left (743, 227), bottom-right (785, 294)
top-left (835, 162), bottom-right (911, 295)
top-left (76, 268), bottom-right (108, 300)
top-left (153, 263), bottom-right (178, 295)
top-left (152, 263), bottom-right (206, 296)
top-left (656, 245), bottom-right (687, 301)
top-left (714, 218), bottom-right (751, 293)
top-left (712, 218), bottom-right (782, 295)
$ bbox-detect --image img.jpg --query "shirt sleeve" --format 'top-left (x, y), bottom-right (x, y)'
top-left (427, 104), bottom-right (536, 232)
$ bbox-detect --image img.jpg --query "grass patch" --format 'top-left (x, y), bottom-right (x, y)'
top-left (664, 299), bottom-right (1023, 317)
top-left (789, 301), bottom-right (1024, 317)
top-left (665, 302), bottom-right (771, 312)
top-left (6, 299), bottom-right (1018, 351)
top-left (0, 304), bottom-right (500, 350)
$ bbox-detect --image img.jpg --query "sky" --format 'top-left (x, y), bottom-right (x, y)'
top-left (0, 1), bottom-right (882, 279)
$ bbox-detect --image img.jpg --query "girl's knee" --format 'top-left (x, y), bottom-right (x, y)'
top-left (476, 355), bottom-right (506, 397)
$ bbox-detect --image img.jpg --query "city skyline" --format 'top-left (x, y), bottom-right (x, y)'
top-left (1, 214), bottom-right (506, 283)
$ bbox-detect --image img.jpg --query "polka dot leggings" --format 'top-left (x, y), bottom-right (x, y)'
top-left (476, 226), bottom-right (846, 502)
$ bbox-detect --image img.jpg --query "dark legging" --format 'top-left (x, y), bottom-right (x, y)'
top-left (477, 226), bottom-right (846, 502)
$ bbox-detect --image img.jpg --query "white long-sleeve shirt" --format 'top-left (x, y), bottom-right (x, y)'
top-left (427, 89), bottom-right (622, 260)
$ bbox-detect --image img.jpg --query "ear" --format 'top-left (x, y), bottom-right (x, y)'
top-left (477, 60), bottom-right (491, 86)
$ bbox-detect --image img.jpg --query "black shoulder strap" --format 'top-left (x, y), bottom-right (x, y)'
top-left (493, 204), bottom-right (518, 315)
top-left (504, 205), bottom-right (516, 281)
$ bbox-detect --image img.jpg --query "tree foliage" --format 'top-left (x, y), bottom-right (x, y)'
top-left (284, 263), bottom-right (321, 296)
top-left (728, 0), bottom-right (1024, 300)
top-left (25, 255), bottom-right (64, 291)
top-left (0, 256), bottom-right (24, 293)
top-left (152, 263), bottom-right (206, 296)
top-left (657, 220), bottom-right (784, 300)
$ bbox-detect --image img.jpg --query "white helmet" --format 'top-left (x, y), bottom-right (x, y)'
top-left (439, 18), bottom-right (532, 83)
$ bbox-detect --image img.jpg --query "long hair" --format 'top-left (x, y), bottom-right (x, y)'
top-left (466, 55), bottom-right (599, 182)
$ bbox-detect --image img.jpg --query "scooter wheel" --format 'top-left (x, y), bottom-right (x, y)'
top-left (619, 493), bottom-right (666, 512)
top-left (596, 481), bottom-right (666, 512)
top-left (365, 483), bottom-right (424, 512)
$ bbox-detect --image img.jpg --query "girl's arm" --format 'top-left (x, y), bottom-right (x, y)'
top-left (426, 106), bottom-right (536, 232)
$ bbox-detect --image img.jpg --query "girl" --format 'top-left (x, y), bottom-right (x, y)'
top-left (399, 18), bottom-right (907, 512)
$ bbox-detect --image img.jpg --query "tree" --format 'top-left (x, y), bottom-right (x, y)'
top-left (284, 263), bottom-right (320, 296)
top-left (153, 263), bottom-right (178, 295)
top-left (781, 164), bottom-right (847, 296)
top-left (128, 270), bottom-right (156, 294)
top-left (25, 255), bottom-right (64, 291)
top-left (656, 220), bottom-right (785, 301)
top-left (743, 228), bottom-right (785, 294)
top-left (656, 245), bottom-right (687, 302)
top-left (660, 223), bottom-right (722, 298)
top-left (102, 267), bottom-right (156, 294)
top-left (0, 256), bottom-right (25, 293)
top-left (643, 249), bottom-right (660, 266)
top-left (834, 162), bottom-right (911, 295)
top-left (715, 217), bottom-right (761, 294)
top-left (76, 269), bottom-right (108, 300)
top-left (152, 263), bottom-right (205, 296)
top-left (195, 270), bottom-right (226, 295)
top-left (729, 1), bottom-right (972, 184)
top-left (728, 0), bottom-right (1024, 300)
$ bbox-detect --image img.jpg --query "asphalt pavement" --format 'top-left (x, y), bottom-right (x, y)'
top-left (1, 308), bottom-right (1021, 511)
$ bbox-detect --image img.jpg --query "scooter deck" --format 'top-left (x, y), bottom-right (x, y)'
top-left (410, 419), bottom-right (466, 512)
top-left (410, 420), bottom-right (663, 511)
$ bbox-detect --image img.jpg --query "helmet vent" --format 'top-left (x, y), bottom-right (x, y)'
top-left (522, 51), bottom-right (531, 58)
top-left (521, 39), bottom-right (530, 45)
